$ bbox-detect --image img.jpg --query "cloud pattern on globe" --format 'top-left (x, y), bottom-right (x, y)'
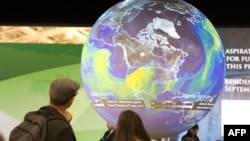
top-left (81, 0), bottom-right (225, 138)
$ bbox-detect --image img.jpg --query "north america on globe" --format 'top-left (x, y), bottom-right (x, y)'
top-left (114, 17), bottom-right (189, 100)
top-left (81, 0), bottom-right (225, 138)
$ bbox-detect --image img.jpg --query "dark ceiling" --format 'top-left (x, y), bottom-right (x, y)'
top-left (0, 0), bottom-right (249, 27)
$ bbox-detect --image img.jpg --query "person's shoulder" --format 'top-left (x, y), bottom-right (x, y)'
top-left (38, 106), bottom-right (54, 116)
top-left (194, 136), bottom-right (200, 141)
top-left (39, 105), bottom-right (54, 111)
top-left (39, 106), bottom-right (68, 121)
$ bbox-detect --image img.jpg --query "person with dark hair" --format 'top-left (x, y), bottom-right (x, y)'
top-left (36, 78), bottom-right (80, 141)
top-left (181, 124), bottom-right (200, 141)
top-left (113, 109), bottom-right (151, 141)
top-left (100, 122), bottom-right (116, 141)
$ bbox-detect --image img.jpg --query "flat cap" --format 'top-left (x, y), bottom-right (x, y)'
top-left (49, 78), bottom-right (80, 102)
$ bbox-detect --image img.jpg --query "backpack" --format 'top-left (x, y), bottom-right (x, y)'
top-left (9, 109), bottom-right (47, 141)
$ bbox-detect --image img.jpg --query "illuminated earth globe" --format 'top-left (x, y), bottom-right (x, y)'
top-left (81, 0), bottom-right (225, 138)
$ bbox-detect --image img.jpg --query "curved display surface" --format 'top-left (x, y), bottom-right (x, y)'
top-left (81, 0), bottom-right (226, 138)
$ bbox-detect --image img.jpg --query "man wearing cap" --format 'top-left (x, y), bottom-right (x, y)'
top-left (39, 78), bottom-right (80, 141)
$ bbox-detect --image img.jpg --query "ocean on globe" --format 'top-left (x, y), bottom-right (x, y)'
top-left (81, 0), bottom-right (225, 138)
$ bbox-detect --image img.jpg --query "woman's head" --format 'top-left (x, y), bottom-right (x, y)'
top-left (113, 109), bottom-right (151, 141)
top-left (117, 110), bottom-right (144, 134)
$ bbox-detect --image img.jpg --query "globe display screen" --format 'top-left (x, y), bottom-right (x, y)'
top-left (80, 0), bottom-right (226, 138)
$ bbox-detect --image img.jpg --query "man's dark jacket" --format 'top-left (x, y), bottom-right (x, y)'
top-left (40, 106), bottom-right (76, 141)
